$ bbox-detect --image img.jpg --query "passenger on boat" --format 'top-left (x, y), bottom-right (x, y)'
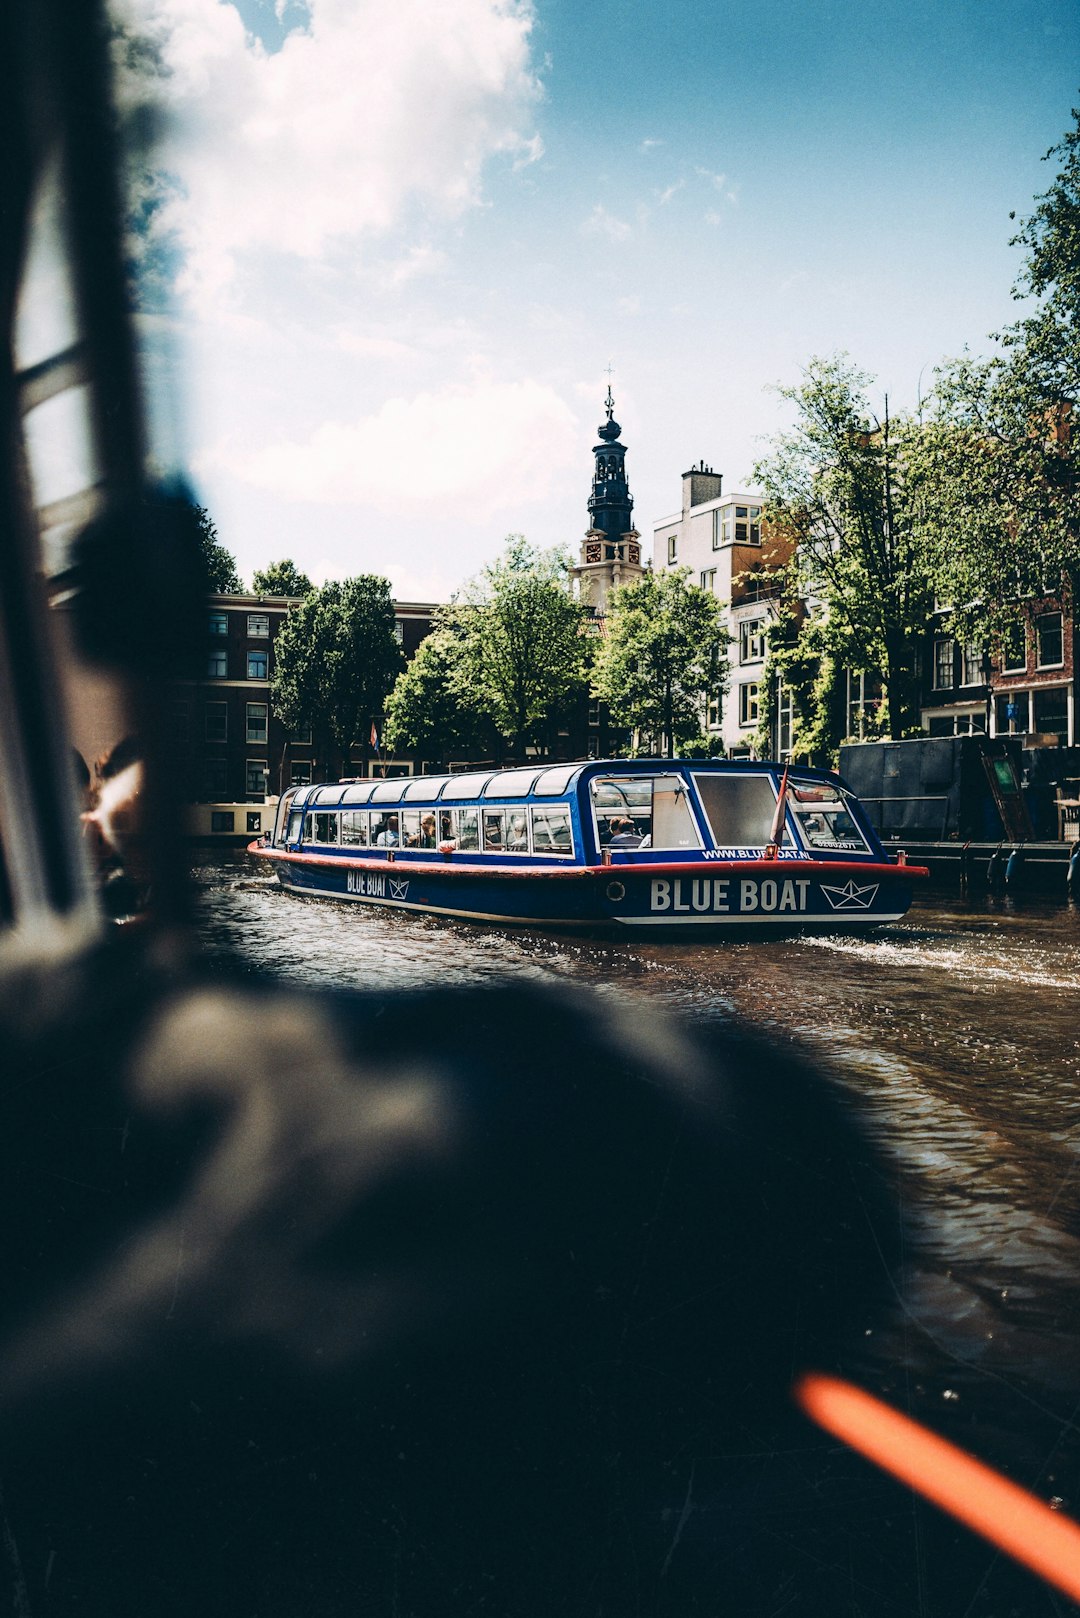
top-left (419, 814), bottom-right (437, 849)
top-left (608, 816), bottom-right (642, 848)
top-left (506, 814), bottom-right (528, 850)
top-left (374, 814), bottom-right (399, 847)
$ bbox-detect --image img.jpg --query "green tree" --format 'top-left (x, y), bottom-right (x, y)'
top-left (189, 504), bottom-right (242, 594)
top-left (252, 559), bottom-right (314, 597)
top-left (382, 622), bottom-right (499, 762)
top-left (271, 577), bottom-right (403, 772)
top-left (908, 108), bottom-right (1080, 642)
top-left (592, 568), bottom-right (729, 759)
top-left (443, 537), bottom-right (592, 759)
top-left (753, 354), bottom-right (933, 740)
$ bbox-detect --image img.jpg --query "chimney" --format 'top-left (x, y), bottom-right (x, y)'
top-left (681, 461), bottom-right (723, 514)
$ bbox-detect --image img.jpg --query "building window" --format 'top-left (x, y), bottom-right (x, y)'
top-left (207, 648), bottom-right (227, 678)
top-left (667, 535), bottom-right (677, 564)
top-left (713, 511), bottom-right (733, 549)
top-left (290, 761), bottom-right (312, 787)
top-left (699, 568), bottom-right (717, 592)
top-left (588, 698), bottom-right (600, 727)
top-left (776, 679), bottom-right (793, 757)
top-left (205, 701), bottom-right (227, 742)
top-left (1036, 611), bottom-right (1063, 669)
top-left (247, 650), bottom-right (268, 680)
top-left (210, 811), bottom-right (235, 833)
top-left (246, 702), bottom-right (268, 744)
top-left (202, 759), bottom-right (227, 798)
top-left (960, 643), bottom-right (984, 687)
top-left (734, 506), bottom-right (761, 544)
top-left (291, 719), bottom-right (312, 745)
top-left (933, 638), bottom-right (954, 690)
top-left (393, 621), bottom-right (405, 644)
top-left (1001, 621), bottom-right (1026, 673)
top-left (245, 759), bottom-right (268, 797)
top-left (995, 691), bottom-right (1030, 734)
top-left (208, 611), bottom-right (227, 636)
top-left (247, 613), bottom-right (270, 638)
top-left (738, 682), bottom-right (759, 727)
top-left (846, 670), bottom-right (881, 739)
top-left (1033, 686), bottom-right (1068, 739)
top-left (739, 618), bottom-right (765, 664)
top-left (706, 694), bottom-right (721, 730)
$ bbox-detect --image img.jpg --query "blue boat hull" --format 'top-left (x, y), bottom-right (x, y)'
top-left (253, 847), bottom-right (919, 935)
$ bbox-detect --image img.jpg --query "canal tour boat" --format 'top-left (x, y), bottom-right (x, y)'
top-left (249, 759), bottom-right (927, 936)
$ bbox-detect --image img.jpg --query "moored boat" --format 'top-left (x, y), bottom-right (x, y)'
top-left (248, 759), bottom-right (927, 935)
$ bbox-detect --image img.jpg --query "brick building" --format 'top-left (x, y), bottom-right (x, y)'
top-left (920, 598), bottom-right (1075, 745)
top-left (173, 594), bottom-right (436, 822)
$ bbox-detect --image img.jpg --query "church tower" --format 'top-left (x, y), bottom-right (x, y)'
top-left (569, 385), bottom-right (645, 615)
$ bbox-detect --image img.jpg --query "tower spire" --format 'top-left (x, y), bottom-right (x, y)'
top-left (568, 380), bottom-right (644, 614)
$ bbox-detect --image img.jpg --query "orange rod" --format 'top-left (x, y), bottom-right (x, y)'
top-left (795, 1372), bottom-right (1080, 1604)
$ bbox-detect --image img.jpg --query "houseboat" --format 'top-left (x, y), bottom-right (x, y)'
top-left (248, 760), bottom-right (926, 936)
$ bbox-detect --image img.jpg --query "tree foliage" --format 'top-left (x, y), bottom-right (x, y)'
top-left (753, 354), bottom-right (933, 740)
top-left (271, 577), bottom-right (403, 759)
top-left (190, 505), bottom-right (242, 594)
top-left (442, 537), bottom-right (592, 757)
top-left (907, 107), bottom-right (1080, 641)
top-left (252, 559), bottom-right (314, 598)
top-left (382, 622), bottom-right (499, 761)
top-left (592, 568), bottom-right (729, 758)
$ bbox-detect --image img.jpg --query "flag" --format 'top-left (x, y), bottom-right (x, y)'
top-left (370, 721), bottom-right (379, 755)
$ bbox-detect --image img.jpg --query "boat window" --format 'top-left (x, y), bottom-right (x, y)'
top-left (505, 810), bottom-right (530, 851)
top-left (787, 781), bottom-right (872, 852)
top-left (650, 776), bottom-right (701, 850)
top-left (286, 811), bottom-right (303, 844)
top-left (482, 810), bottom-right (506, 851)
top-left (591, 776), bottom-right (654, 848)
top-left (530, 805), bottom-right (574, 856)
top-left (371, 812), bottom-right (400, 847)
top-left (444, 772), bottom-right (493, 800)
top-left (693, 773), bottom-right (793, 850)
top-left (371, 779), bottom-right (407, 803)
top-left (340, 810), bottom-right (369, 847)
top-left (400, 809), bottom-right (422, 847)
top-left (402, 776), bottom-right (449, 802)
top-left (310, 811), bottom-right (338, 844)
top-left (483, 770), bottom-right (539, 798)
top-left (438, 810), bottom-right (455, 846)
top-left (455, 808), bottom-right (480, 851)
top-left (311, 786), bottom-right (347, 806)
top-left (533, 765), bottom-right (579, 796)
top-left (341, 782), bottom-right (376, 804)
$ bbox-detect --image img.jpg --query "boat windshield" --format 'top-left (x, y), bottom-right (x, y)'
top-left (591, 774), bottom-right (701, 851)
top-left (786, 781), bottom-right (872, 852)
top-left (692, 773), bottom-right (794, 850)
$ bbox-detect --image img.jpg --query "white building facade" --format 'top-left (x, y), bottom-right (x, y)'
top-left (652, 464), bottom-right (783, 757)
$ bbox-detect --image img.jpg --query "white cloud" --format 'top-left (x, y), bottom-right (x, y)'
top-left (638, 138), bottom-right (664, 153)
top-left (581, 204), bottom-right (632, 242)
top-left (114, 0), bottom-right (542, 303)
top-left (213, 376), bottom-right (579, 516)
top-left (656, 179), bottom-right (685, 206)
top-left (695, 166), bottom-right (728, 190)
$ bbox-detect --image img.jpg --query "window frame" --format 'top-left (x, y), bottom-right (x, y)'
top-left (245, 701), bottom-right (269, 744)
top-left (1035, 611), bottom-right (1064, 670)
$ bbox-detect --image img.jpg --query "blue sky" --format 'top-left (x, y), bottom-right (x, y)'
top-left (117, 0), bottom-right (1078, 600)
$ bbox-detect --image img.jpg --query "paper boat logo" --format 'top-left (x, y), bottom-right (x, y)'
top-left (820, 879), bottom-right (879, 910)
top-left (389, 878), bottom-right (410, 901)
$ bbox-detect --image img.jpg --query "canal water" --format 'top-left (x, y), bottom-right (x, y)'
top-left (195, 855), bottom-right (1080, 1603)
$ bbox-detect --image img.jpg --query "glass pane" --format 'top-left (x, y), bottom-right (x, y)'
top-left (455, 808), bottom-right (479, 850)
top-left (484, 770), bottom-right (540, 798)
top-left (444, 772), bottom-right (493, 799)
top-left (695, 774), bottom-right (790, 847)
